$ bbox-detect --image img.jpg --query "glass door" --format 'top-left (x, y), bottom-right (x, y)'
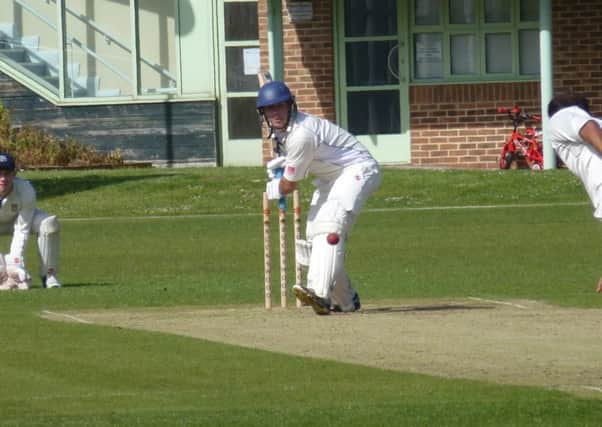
top-left (336, 0), bottom-right (410, 164)
top-left (218, 0), bottom-right (262, 166)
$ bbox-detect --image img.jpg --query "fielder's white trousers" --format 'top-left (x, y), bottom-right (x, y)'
top-left (0, 209), bottom-right (59, 276)
top-left (556, 144), bottom-right (602, 219)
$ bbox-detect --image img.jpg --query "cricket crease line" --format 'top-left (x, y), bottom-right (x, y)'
top-left (41, 310), bottom-right (93, 324)
top-left (59, 201), bottom-right (590, 222)
top-left (467, 297), bottom-right (528, 309)
top-left (581, 386), bottom-right (602, 393)
top-left (368, 201), bottom-right (588, 213)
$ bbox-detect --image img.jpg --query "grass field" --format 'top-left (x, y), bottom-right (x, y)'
top-left (1, 166), bottom-right (602, 426)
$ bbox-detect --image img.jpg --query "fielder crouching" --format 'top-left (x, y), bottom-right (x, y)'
top-left (0, 153), bottom-right (62, 290)
top-left (258, 81), bottom-right (381, 315)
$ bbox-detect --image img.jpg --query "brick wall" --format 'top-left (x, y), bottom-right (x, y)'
top-left (410, 82), bottom-right (540, 168)
top-left (258, 0), bottom-right (335, 161)
top-left (258, 0), bottom-right (602, 168)
top-left (279, 1), bottom-right (335, 120)
top-left (551, 0), bottom-right (602, 115)
top-left (409, 0), bottom-right (602, 168)
top-left (258, 0), bottom-right (335, 117)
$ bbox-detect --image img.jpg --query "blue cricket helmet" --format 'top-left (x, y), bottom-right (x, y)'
top-left (0, 153), bottom-right (16, 171)
top-left (256, 81), bottom-right (294, 109)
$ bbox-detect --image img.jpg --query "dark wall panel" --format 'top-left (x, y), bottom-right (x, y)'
top-left (0, 71), bottom-right (218, 165)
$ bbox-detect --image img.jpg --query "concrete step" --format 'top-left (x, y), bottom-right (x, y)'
top-left (21, 61), bottom-right (48, 77)
top-left (65, 85), bottom-right (89, 97)
top-left (43, 75), bottom-right (60, 88)
top-left (0, 24), bottom-right (121, 98)
top-left (0, 47), bottom-right (27, 62)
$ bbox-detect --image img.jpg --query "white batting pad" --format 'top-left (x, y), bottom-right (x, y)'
top-left (37, 215), bottom-right (60, 276)
top-left (306, 199), bottom-right (351, 240)
top-left (306, 233), bottom-right (345, 299)
top-left (295, 239), bottom-right (312, 267)
top-left (329, 270), bottom-right (357, 312)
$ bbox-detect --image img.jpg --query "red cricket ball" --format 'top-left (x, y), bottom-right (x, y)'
top-left (326, 233), bottom-right (340, 245)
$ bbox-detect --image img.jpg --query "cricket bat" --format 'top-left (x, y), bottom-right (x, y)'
top-left (257, 71), bottom-right (286, 211)
top-left (257, 70), bottom-right (273, 87)
top-left (258, 70), bottom-right (288, 308)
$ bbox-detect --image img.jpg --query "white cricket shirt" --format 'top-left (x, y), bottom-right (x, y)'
top-left (548, 106), bottom-right (602, 217)
top-left (276, 112), bottom-right (376, 182)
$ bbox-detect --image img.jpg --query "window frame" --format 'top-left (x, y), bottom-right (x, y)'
top-left (410, 0), bottom-right (540, 83)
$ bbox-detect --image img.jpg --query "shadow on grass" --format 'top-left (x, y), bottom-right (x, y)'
top-left (29, 173), bottom-right (173, 200)
top-left (362, 303), bottom-right (495, 314)
top-left (57, 282), bottom-right (114, 288)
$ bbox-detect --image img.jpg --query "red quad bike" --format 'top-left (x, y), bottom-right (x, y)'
top-left (497, 106), bottom-right (543, 170)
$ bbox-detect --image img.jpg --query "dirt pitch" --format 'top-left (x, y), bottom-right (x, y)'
top-left (42, 298), bottom-right (602, 398)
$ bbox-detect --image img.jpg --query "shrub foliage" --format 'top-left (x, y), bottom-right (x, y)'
top-left (0, 104), bottom-right (123, 168)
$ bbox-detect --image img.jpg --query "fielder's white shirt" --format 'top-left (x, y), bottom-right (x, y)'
top-left (0, 178), bottom-right (36, 257)
top-left (276, 112), bottom-right (376, 182)
top-left (548, 106), bottom-right (602, 217)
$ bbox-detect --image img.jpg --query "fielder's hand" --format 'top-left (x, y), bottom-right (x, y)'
top-left (265, 178), bottom-right (282, 200)
top-left (266, 156), bottom-right (286, 180)
top-left (2, 254), bottom-right (31, 290)
top-left (7, 265), bottom-right (31, 285)
top-left (597, 277), bottom-right (602, 293)
top-left (6, 254), bottom-right (24, 270)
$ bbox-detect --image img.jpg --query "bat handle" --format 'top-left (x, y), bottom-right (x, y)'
top-left (274, 167), bottom-right (286, 211)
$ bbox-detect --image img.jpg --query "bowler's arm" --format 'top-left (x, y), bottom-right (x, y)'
top-left (580, 120), bottom-right (602, 155)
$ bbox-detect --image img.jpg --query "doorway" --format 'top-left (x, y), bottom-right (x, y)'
top-left (335, 0), bottom-right (410, 164)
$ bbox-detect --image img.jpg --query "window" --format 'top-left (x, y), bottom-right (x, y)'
top-left (223, 0), bottom-right (261, 139)
top-left (137, 0), bottom-right (178, 95)
top-left (411, 0), bottom-right (539, 81)
top-left (342, 0), bottom-right (401, 135)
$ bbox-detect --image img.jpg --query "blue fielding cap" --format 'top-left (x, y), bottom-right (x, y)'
top-left (0, 153), bottom-right (16, 171)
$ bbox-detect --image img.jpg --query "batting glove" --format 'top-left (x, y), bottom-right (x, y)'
top-left (265, 178), bottom-right (282, 200)
top-left (266, 156), bottom-right (286, 180)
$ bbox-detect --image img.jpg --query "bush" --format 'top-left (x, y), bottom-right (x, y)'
top-left (0, 104), bottom-right (124, 168)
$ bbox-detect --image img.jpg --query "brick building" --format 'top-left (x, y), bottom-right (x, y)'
top-left (258, 0), bottom-right (602, 168)
top-left (0, 1), bottom-right (600, 168)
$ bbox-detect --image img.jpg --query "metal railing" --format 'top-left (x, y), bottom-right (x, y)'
top-left (3, 0), bottom-right (177, 97)
top-left (57, 0), bottom-right (177, 85)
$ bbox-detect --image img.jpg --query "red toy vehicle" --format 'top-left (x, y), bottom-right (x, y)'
top-left (497, 106), bottom-right (543, 170)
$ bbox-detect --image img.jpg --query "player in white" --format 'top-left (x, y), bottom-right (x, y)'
top-left (547, 94), bottom-right (602, 293)
top-left (257, 81), bottom-right (381, 314)
top-left (0, 153), bottom-right (62, 290)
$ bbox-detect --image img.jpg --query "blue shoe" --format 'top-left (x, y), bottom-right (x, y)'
top-left (331, 293), bottom-right (361, 312)
top-left (293, 285), bottom-right (331, 315)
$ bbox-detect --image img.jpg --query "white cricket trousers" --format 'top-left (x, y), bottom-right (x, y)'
top-left (0, 209), bottom-right (59, 277)
top-left (305, 160), bottom-right (381, 310)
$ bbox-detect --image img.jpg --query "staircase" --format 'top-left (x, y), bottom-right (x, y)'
top-left (0, 22), bottom-right (120, 98)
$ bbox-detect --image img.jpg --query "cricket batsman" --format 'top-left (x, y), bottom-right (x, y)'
top-left (257, 81), bottom-right (381, 315)
top-left (0, 153), bottom-right (62, 289)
